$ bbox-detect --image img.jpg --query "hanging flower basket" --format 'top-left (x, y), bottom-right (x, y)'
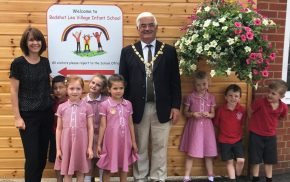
top-left (175, 0), bottom-right (277, 87)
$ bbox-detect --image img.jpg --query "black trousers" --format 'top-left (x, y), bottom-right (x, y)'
top-left (20, 109), bottom-right (53, 182)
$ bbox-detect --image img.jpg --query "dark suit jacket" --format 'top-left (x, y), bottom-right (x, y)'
top-left (119, 40), bottom-right (181, 123)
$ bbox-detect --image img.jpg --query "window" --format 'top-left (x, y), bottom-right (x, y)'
top-left (281, 2), bottom-right (290, 104)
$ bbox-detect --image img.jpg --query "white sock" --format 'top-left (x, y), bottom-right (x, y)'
top-left (184, 176), bottom-right (190, 180)
top-left (99, 169), bottom-right (103, 182)
top-left (84, 175), bottom-right (91, 182)
top-left (208, 176), bottom-right (214, 181)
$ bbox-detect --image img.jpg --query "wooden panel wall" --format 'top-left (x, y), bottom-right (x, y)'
top-left (0, 0), bottom-right (254, 178)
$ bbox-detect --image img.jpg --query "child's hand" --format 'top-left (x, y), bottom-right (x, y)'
top-left (96, 145), bottom-right (102, 158)
top-left (201, 112), bottom-right (210, 118)
top-left (87, 148), bottom-right (93, 159)
top-left (56, 150), bottom-right (62, 161)
top-left (192, 112), bottom-right (202, 118)
top-left (132, 142), bottom-right (138, 154)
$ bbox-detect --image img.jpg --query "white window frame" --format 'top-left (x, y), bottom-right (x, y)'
top-left (281, 2), bottom-right (290, 104)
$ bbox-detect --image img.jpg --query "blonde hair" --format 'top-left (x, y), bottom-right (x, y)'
top-left (65, 75), bottom-right (84, 89)
top-left (268, 79), bottom-right (288, 96)
top-left (90, 74), bottom-right (108, 94)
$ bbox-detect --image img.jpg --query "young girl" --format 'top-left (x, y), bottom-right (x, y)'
top-left (84, 74), bottom-right (108, 182)
top-left (54, 75), bottom-right (94, 182)
top-left (179, 70), bottom-right (217, 182)
top-left (96, 74), bottom-right (138, 182)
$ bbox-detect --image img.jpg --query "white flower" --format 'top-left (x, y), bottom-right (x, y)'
top-left (254, 82), bottom-right (259, 90)
top-left (196, 7), bottom-right (202, 14)
top-left (226, 68), bottom-right (231, 76)
top-left (175, 40), bottom-right (180, 47)
top-left (227, 38), bottom-right (235, 45)
top-left (212, 52), bottom-right (218, 59)
top-left (210, 70), bottom-right (216, 77)
top-left (203, 19), bottom-right (211, 27)
top-left (269, 20), bottom-right (276, 25)
top-left (216, 46), bottom-right (221, 52)
top-left (218, 17), bottom-right (226, 23)
top-left (262, 19), bottom-right (269, 26)
top-left (248, 72), bottom-right (253, 79)
top-left (190, 64), bottom-right (197, 71)
top-left (191, 34), bottom-right (198, 42)
top-left (179, 69), bottom-right (183, 75)
top-left (204, 44), bottom-right (210, 51)
top-left (234, 36), bottom-right (239, 42)
top-left (244, 46), bottom-right (251, 53)
top-left (222, 26), bottom-right (228, 31)
top-left (210, 40), bottom-right (217, 48)
top-left (203, 33), bottom-right (210, 39)
top-left (213, 22), bottom-right (220, 27)
top-left (207, 51), bottom-right (212, 56)
top-left (196, 46), bottom-right (203, 54)
top-left (204, 6), bottom-right (211, 12)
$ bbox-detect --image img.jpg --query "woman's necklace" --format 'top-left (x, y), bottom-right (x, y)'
top-left (131, 42), bottom-right (165, 78)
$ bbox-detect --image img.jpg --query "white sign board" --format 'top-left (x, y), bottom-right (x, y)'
top-left (47, 5), bottom-right (122, 80)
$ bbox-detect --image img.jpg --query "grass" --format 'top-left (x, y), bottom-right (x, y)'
top-left (73, 50), bottom-right (106, 57)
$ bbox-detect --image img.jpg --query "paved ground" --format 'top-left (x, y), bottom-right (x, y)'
top-left (1, 173), bottom-right (289, 182)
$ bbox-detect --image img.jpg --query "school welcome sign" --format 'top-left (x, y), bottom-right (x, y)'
top-left (47, 5), bottom-right (122, 80)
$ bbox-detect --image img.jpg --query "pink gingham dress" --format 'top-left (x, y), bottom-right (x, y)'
top-left (97, 97), bottom-right (138, 173)
top-left (54, 99), bottom-right (93, 175)
top-left (179, 91), bottom-right (217, 158)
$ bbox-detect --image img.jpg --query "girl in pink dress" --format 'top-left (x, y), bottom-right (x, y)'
top-left (54, 75), bottom-right (94, 182)
top-left (97, 74), bottom-right (138, 182)
top-left (84, 74), bottom-right (107, 182)
top-left (179, 70), bottom-right (217, 182)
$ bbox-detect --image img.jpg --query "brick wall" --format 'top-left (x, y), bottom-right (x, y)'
top-left (257, 0), bottom-right (290, 174)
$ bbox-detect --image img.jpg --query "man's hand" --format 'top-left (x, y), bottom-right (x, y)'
top-left (170, 108), bottom-right (180, 125)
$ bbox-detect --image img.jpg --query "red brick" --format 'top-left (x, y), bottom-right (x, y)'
top-left (269, 3), bottom-right (287, 11)
top-left (273, 71), bottom-right (282, 78)
top-left (268, 34), bottom-right (285, 41)
top-left (259, 10), bottom-right (278, 18)
top-left (278, 11), bottom-right (286, 18)
top-left (283, 135), bottom-right (290, 141)
top-left (257, 2), bottom-right (269, 10)
top-left (279, 0), bottom-right (287, 3)
top-left (275, 42), bottom-right (285, 49)
top-left (277, 141), bottom-right (286, 148)
top-left (281, 148), bottom-right (290, 155)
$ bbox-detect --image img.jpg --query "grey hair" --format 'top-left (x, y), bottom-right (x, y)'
top-left (136, 12), bottom-right (158, 28)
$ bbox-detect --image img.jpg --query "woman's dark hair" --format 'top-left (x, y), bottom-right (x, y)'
top-left (107, 74), bottom-right (126, 88)
top-left (20, 27), bottom-right (47, 56)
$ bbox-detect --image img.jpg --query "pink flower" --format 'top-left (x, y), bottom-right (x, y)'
top-left (244, 26), bottom-right (252, 32)
top-left (256, 53), bottom-right (262, 59)
top-left (235, 29), bottom-right (243, 34)
top-left (246, 59), bottom-right (251, 64)
top-left (254, 18), bottom-right (262, 25)
top-left (258, 47), bottom-right (263, 52)
top-left (240, 34), bottom-right (247, 42)
top-left (234, 22), bottom-right (242, 28)
top-left (249, 53), bottom-right (256, 59)
top-left (246, 31), bottom-right (254, 40)
top-left (253, 69), bottom-right (259, 75)
top-left (256, 58), bottom-right (264, 64)
top-left (261, 70), bottom-right (269, 77)
top-left (269, 52), bottom-right (276, 60)
top-left (268, 43), bottom-right (272, 48)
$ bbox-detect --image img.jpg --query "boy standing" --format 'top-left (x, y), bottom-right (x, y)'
top-left (49, 75), bottom-right (67, 182)
top-left (214, 84), bottom-right (246, 182)
top-left (249, 80), bottom-right (288, 182)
